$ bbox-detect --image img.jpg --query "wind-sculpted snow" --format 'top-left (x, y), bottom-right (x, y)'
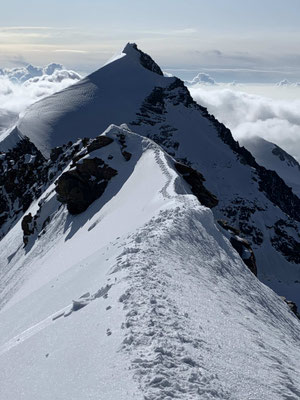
top-left (0, 125), bottom-right (299, 399)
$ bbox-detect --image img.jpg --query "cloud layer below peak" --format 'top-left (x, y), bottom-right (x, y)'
top-left (189, 86), bottom-right (300, 161)
top-left (0, 63), bottom-right (81, 134)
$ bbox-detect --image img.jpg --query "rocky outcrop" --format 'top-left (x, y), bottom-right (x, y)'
top-left (175, 162), bottom-right (218, 209)
top-left (125, 43), bottom-right (163, 76)
top-left (0, 137), bottom-right (87, 239)
top-left (21, 213), bottom-right (35, 246)
top-left (281, 297), bottom-right (300, 319)
top-left (271, 219), bottom-right (300, 263)
top-left (0, 138), bottom-right (46, 238)
top-left (218, 220), bottom-right (257, 276)
top-left (55, 157), bottom-right (118, 214)
top-left (132, 77), bottom-right (300, 265)
top-left (122, 150), bottom-right (132, 161)
top-left (86, 136), bottom-right (114, 153)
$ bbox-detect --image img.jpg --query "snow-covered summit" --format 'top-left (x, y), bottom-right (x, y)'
top-left (122, 42), bottom-right (164, 75)
top-left (16, 43), bottom-right (171, 157)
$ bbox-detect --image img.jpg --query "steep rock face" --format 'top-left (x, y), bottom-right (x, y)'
top-left (0, 138), bottom-right (46, 239)
top-left (123, 43), bottom-right (163, 76)
top-left (174, 162), bottom-right (218, 209)
top-left (271, 219), bottom-right (300, 263)
top-left (21, 213), bottom-right (35, 246)
top-left (281, 297), bottom-right (300, 319)
top-left (128, 73), bottom-right (300, 302)
top-left (56, 157), bottom-right (118, 214)
top-left (218, 220), bottom-right (257, 276)
top-left (0, 137), bottom-right (87, 239)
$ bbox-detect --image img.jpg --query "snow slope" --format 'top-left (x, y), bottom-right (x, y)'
top-left (6, 42), bottom-right (300, 308)
top-left (0, 125), bottom-right (299, 400)
top-left (16, 44), bottom-right (171, 157)
top-left (240, 135), bottom-right (300, 197)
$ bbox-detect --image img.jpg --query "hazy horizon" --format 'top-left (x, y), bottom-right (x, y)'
top-left (1, 0), bottom-right (300, 83)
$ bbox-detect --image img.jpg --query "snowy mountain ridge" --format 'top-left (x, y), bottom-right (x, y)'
top-left (0, 44), bottom-right (300, 399)
top-left (1, 124), bottom-right (300, 399)
top-left (10, 42), bottom-right (300, 306)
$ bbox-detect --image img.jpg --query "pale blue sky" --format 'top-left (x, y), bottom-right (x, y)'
top-left (1, 0), bottom-right (300, 82)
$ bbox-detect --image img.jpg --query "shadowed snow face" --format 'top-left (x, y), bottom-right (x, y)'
top-left (190, 86), bottom-right (300, 162)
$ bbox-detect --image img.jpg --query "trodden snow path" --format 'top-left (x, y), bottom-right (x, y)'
top-left (112, 204), bottom-right (300, 400)
top-left (0, 126), bottom-right (299, 399)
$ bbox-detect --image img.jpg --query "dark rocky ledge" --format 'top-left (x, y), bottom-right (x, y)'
top-left (175, 162), bottom-right (218, 209)
top-left (281, 297), bottom-right (300, 319)
top-left (56, 157), bottom-right (118, 214)
top-left (218, 220), bottom-right (257, 276)
top-left (128, 43), bottom-right (163, 76)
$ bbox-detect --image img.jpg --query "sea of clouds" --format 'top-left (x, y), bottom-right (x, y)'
top-left (189, 85), bottom-right (300, 161)
top-left (0, 63), bottom-right (81, 133)
top-left (1, 62), bottom-right (300, 162)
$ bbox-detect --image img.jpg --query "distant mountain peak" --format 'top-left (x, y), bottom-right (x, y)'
top-left (122, 42), bottom-right (163, 76)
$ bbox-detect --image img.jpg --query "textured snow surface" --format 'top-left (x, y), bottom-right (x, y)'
top-left (0, 126), bottom-right (299, 400)
top-left (16, 44), bottom-right (172, 157)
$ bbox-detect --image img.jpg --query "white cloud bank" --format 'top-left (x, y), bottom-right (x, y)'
top-left (276, 79), bottom-right (300, 87)
top-left (185, 72), bottom-right (217, 86)
top-left (0, 63), bottom-right (81, 133)
top-left (189, 86), bottom-right (300, 161)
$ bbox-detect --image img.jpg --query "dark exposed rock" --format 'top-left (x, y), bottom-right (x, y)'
top-left (196, 102), bottom-right (300, 224)
top-left (230, 236), bottom-right (257, 276)
top-left (220, 198), bottom-right (265, 246)
top-left (271, 219), bottom-right (300, 263)
top-left (131, 85), bottom-right (179, 153)
top-left (21, 213), bottom-right (35, 246)
top-left (0, 136), bottom-right (88, 239)
top-left (50, 146), bottom-right (63, 162)
top-left (217, 219), bottom-right (240, 235)
top-left (21, 213), bottom-right (34, 236)
top-left (175, 162), bottom-right (218, 209)
top-left (133, 77), bottom-right (300, 226)
top-left (217, 220), bottom-right (257, 276)
top-left (281, 297), bottom-right (300, 319)
top-left (0, 133), bottom-right (117, 237)
top-left (131, 80), bottom-right (270, 250)
top-left (127, 43), bottom-right (163, 76)
top-left (55, 157), bottom-right (118, 214)
top-left (122, 151), bottom-right (132, 161)
top-left (114, 132), bottom-right (132, 161)
top-left (87, 136), bottom-right (114, 153)
top-left (0, 138), bottom-right (46, 238)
